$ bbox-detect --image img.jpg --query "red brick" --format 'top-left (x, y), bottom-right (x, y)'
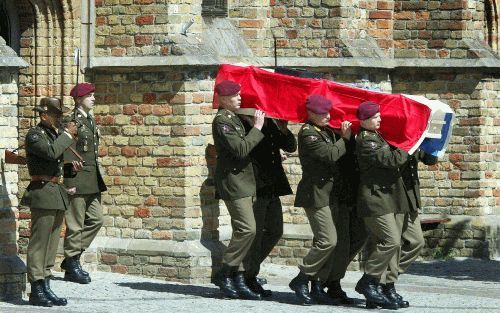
top-left (123, 104), bottom-right (137, 115)
top-left (136, 15), bottom-right (155, 25)
top-left (416, 11), bottom-right (430, 20)
top-left (192, 93), bottom-right (204, 104)
top-left (111, 265), bottom-right (128, 274)
top-left (448, 171), bottom-right (460, 180)
top-left (130, 116), bottom-right (144, 125)
top-left (101, 253), bottom-right (117, 265)
top-left (119, 36), bottom-right (134, 47)
top-left (376, 20), bottom-right (392, 29)
top-left (137, 147), bottom-right (151, 157)
top-left (438, 49), bottom-right (450, 58)
top-left (152, 105), bottom-right (172, 116)
top-left (135, 35), bottom-right (153, 45)
top-left (96, 16), bottom-right (107, 26)
top-left (144, 196), bottom-right (158, 206)
top-left (369, 11), bottom-right (393, 19)
top-left (239, 19), bottom-right (265, 28)
top-left (394, 11), bottom-right (413, 20)
top-left (138, 104), bottom-right (153, 115)
top-left (98, 147), bottom-right (108, 157)
top-left (121, 146), bottom-right (137, 157)
top-left (113, 177), bottom-right (129, 185)
top-left (377, 1), bottom-right (394, 10)
top-left (143, 93), bottom-right (157, 104)
top-left (160, 46), bottom-right (170, 56)
top-left (157, 157), bottom-right (191, 167)
top-left (272, 7), bottom-right (286, 18)
top-left (309, 19), bottom-right (321, 28)
top-left (122, 167), bottom-right (135, 176)
top-left (441, 1), bottom-right (467, 10)
top-left (111, 47), bottom-right (126, 56)
top-left (134, 207), bottom-right (151, 218)
top-left (368, 29), bottom-right (391, 38)
top-left (286, 30), bottom-right (298, 39)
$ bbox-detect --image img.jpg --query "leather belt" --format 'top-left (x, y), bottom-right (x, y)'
top-left (31, 175), bottom-right (61, 184)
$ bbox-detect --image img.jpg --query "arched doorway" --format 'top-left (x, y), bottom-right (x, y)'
top-left (0, 0), bottom-right (20, 52)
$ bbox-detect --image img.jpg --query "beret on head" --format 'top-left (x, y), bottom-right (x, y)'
top-left (306, 94), bottom-right (332, 114)
top-left (214, 80), bottom-right (240, 96)
top-left (70, 83), bottom-right (95, 99)
top-left (357, 101), bottom-right (380, 120)
top-left (33, 97), bottom-right (69, 114)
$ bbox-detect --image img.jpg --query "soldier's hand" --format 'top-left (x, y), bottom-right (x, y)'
top-left (341, 121), bottom-right (352, 140)
top-left (65, 121), bottom-right (78, 138)
top-left (280, 150), bottom-right (288, 161)
top-left (66, 187), bottom-right (77, 195)
top-left (72, 160), bottom-right (83, 172)
top-left (253, 110), bottom-right (265, 130)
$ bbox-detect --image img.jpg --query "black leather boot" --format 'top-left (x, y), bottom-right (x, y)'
top-left (214, 264), bottom-right (238, 299)
top-left (256, 276), bottom-right (267, 285)
top-left (383, 283), bottom-right (409, 308)
top-left (326, 280), bottom-right (354, 304)
top-left (63, 256), bottom-right (91, 284)
top-left (245, 276), bottom-right (272, 297)
top-left (233, 272), bottom-right (262, 300)
top-left (62, 254), bottom-right (89, 277)
top-left (289, 271), bottom-right (314, 305)
top-left (29, 280), bottom-right (53, 307)
top-left (310, 279), bottom-right (338, 304)
top-left (42, 277), bottom-right (67, 306)
top-left (355, 274), bottom-right (398, 310)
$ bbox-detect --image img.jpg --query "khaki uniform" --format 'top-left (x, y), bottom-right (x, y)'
top-left (21, 124), bottom-right (74, 282)
top-left (356, 128), bottom-right (409, 280)
top-left (239, 117), bottom-right (297, 278)
top-left (63, 109), bottom-right (107, 258)
top-left (294, 122), bottom-right (347, 281)
top-left (384, 150), bottom-right (438, 283)
top-left (212, 109), bottom-right (264, 269)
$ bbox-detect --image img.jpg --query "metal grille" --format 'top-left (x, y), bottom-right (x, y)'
top-left (201, 0), bottom-right (227, 17)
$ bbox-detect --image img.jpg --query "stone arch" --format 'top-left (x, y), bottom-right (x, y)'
top-left (484, 0), bottom-right (499, 54)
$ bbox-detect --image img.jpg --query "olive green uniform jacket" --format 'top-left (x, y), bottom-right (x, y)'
top-left (63, 109), bottom-right (107, 194)
top-left (294, 122), bottom-right (347, 209)
top-left (21, 124), bottom-right (74, 210)
top-left (400, 150), bottom-right (438, 211)
top-left (355, 128), bottom-right (410, 217)
top-left (212, 109), bottom-right (264, 201)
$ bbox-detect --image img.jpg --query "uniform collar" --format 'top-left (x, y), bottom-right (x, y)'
top-left (77, 107), bottom-right (90, 118)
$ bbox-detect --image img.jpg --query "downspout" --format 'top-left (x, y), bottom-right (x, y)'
top-left (81, 0), bottom-right (93, 73)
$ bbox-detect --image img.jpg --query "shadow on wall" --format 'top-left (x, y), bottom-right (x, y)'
top-left (199, 144), bottom-right (225, 280)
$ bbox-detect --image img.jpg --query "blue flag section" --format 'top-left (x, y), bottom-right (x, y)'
top-left (420, 112), bottom-right (454, 157)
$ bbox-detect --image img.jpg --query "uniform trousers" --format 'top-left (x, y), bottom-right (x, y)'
top-left (222, 196), bottom-right (257, 271)
top-left (27, 209), bottom-right (65, 282)
top-left (243, 195), bottom-right (284, 278)
top-left (383, 211), bottom-right (425, 283)
top-left (326, 209), bottom-right (367, 283)
top-left (64, 193), bottom-right (103, 257)
top-left (363, 213), bottom-right (403, 281)
top-left (300, 205), bottom-right (338, 281)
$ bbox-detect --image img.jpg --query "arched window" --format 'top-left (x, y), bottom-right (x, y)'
top-left (0, 0), bottom-right (19, 52)
top-left (202, 0), bottom-right (227, 17)
top-left (0, 0), bottom-right (11, 46)
top-left (483, 0), bottom-right (498, 53)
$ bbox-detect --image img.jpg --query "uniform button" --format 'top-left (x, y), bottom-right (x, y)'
top-left (233, 168), bottom-right (236, 171)
top-left (271, 161), bottom-right (275, 164)
top-left (272, 152), bottom-right (275, 155)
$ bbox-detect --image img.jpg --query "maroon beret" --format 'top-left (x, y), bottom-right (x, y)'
top-left (357, 101), bottom-right (380, 120)
top-left (214, 80), bottom-right (240, 96)
top-left (70, 83), bottom-right (95, 98)
top-left (306, 94), bottom-right (332, 114)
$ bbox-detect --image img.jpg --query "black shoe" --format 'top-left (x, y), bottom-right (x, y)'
top-left (42, 277), bottom-right (67, 306)
top-left (256, 277), bottom-right (267, 285)
top-left (310, 279), bottom-right (339, 305)
top-left (233, 272), bottom-right (261, 300)
top-left (214, 265), bottom-right (238, 299)
top-left (29, 280), bottom-right (53, 307)
top-left (355, 274), bottom-right (398, 310)
top-left (63, 256), bottom-right (91, 284)
top-left (326, 280), bottom-right (355, 305)
top-left (246, 276), bottom-right (272, 297)
top-left (62, 255), bottom-right (89, 277)
top-left (383, 283), bottom-right (409, 308)
top-left (289, 271), bottom-right (314, 305)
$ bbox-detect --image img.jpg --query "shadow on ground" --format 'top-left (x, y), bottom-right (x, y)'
top-left (407, 259), bottom-right (500, 283)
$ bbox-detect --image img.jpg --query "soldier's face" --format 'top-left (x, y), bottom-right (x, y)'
top-left (219, 93), bottom-right (241, 112)
top-left (41, 111), bottom-right (63, 128)
top-left (78, 92), bottom-right (95, 112)
top-left (308, 111), bottom-right (330, 127)
top-left (361, 112), bottom-right (381, 130)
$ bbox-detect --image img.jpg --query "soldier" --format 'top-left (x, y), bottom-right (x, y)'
top-left (380, 149), bottom-right (438, 308)
top-left (238, 115), bottom-right (297, 297)
top-left (21, 97), bottom-right (78, 306)
top-left (289, 94), bottom-right (352, 305)
top-left (61, 83), bottom-right (107, 284)
top-left (354, 101), bottom-right (409, 310)
top-left (211, 80), bottom-right (265, 300)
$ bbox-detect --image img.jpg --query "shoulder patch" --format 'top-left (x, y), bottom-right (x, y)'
top-left (27, 133), bottom-right (40, 143)
top-left (219, 124), bottom-right (232, 133)
top-left (305, 135), bottom-right (319, 142)
top-left (302, 125), bottom-right (310, 130)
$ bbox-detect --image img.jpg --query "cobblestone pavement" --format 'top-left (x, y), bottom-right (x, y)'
top-left (1, 258), bottom-right (499, 313)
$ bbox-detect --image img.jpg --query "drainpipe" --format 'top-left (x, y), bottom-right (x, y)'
top-left (81, 0), bottom-right (93, 72)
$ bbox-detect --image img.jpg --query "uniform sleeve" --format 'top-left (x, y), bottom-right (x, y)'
top-left (26, 129), bottom-right (74, 161)
top-left (415, 149), bottom-right (438, 166)
top-left (299, 128), bottom-right (346, 164)
top-left (357, 133), bottom-right (408, 169)
top-left (213, 115), bottom-right (264, 160)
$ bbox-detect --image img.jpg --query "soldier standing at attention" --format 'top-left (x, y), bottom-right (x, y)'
top-left (22, 97), bottom-right (78, 307)
top-left (61, 83), bottom-right (107, 284)
top-left (380, 149), bottom-right (438, 308)
top-left (354, 101), bottom-right (409, 310)
top-left (211, 80), bottom-right (265, 300)
top-left (238, 115), bottom-right (297, 297)
top-left (289, 94), bottom-right (352, 305)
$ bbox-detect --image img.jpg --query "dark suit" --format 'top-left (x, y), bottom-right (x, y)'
top-left (356, 128), bottom-right (409, 280)
top-left (239, 117), bottom-right (297, 278)
top-left (294, 122), bottom-right (347, 281)
top-left (21, 124), bottom-right (74, 282)
top-left (212, 109), bottom-right (264, 269)
top-left (63, 108), bottom-right (106, 258)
